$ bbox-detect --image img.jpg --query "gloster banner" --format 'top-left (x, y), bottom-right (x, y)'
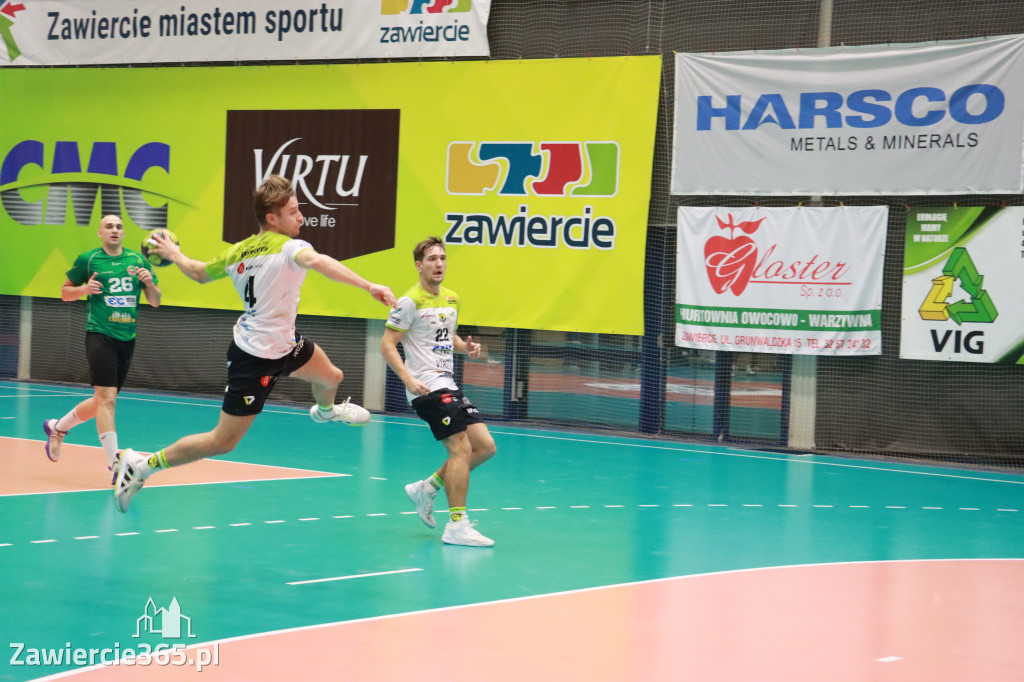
top-left (0, 57), bottom-right (661, 334)
top-left (672, 34), bottom-right (1024, 195)
top-left (0, 0), bottom-right (491, 65)
top-left (901, 206), bottom-right (1024, 363)
top-left (676, 206), bottom-right (887, 355)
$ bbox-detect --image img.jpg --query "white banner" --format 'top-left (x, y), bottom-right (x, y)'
top-left (676, 206), bottom-right (887, 356)
top-left (672, 34), bottom-right (1024, 195)
top-left (0, 0), bottom-right (491, 65)
top-left (901, 207), bottom-right (1024, 363)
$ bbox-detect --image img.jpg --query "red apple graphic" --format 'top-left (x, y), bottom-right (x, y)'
top-left (703, 214), bottom-right (764, 295)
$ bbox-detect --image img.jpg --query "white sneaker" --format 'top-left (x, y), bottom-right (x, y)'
top-left (114, 449), bottom-right (147, 513)
top-left (405, 481), bottom-right (437, 528)
top-left (309, 397), bottom-right (370, 425)
top-left (442, 517), bottom-right (494, 547)
top-left (43, 419), bottom-right (65, 462)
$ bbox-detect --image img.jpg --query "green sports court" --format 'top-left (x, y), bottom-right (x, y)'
top-left (2, 380), bottom-right (1022, 680)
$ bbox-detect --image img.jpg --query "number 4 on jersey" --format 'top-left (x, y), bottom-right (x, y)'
top-left (243, 275), bottom-right (257, 308)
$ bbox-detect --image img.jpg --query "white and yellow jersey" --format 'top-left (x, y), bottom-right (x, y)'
top-left (205, 231), bottom-right (312, 359)
top-left (386, 282), bottom-right (461, 402)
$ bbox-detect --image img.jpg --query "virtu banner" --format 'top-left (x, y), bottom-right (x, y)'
top-left (676, 206), bottom-right (886, 355)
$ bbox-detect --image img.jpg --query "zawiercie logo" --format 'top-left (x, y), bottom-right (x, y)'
top-left (382, 0), bottom-right (471, 14)
top-left (222, 109), bottom-right (400, 260)
top-left (703, 214), bottom-right (764, 296)
top-left (446, 141), bottom-right (619, 197)
top-left (918, 247), bottom-right (998, 325)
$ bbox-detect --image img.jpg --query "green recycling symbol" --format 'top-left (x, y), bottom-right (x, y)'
top-left (918, 247), bottom-right (998, 325)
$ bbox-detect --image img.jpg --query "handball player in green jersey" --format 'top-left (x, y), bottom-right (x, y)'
top-left (381, 237), bottom-right (498, 547)
top-left (113, 175), bottom-right (397, 512)
top-left (43, 215), bottom-right (162, 480)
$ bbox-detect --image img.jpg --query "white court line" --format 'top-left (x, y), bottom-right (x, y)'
top-left (287, 567), bottom-right (422, 586)
top-left (0, 392), bottom-right (87, 399)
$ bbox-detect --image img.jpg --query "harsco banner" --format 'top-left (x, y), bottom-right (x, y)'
top-left (0, 57), bottom-right (661, 335)
top-left (901, 207), bottom-right (1024, 363)
top-left (0, 0), bottom-right (491, 65)
top-left (671, 34), bottom-right (1024, 195)
top-left (676, 207), bottom-right (886, 355)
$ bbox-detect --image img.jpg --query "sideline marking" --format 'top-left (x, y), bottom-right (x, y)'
top-left (288, 568), bottom-right (422, 586)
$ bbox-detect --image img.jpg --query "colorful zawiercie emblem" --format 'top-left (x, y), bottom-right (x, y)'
top-left (382, 0), bottom-right (470, 14)
top-left (446, 141), bottom-right (619, 197)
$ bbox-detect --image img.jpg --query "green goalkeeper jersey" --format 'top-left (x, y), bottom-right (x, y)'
top-left (66, 248), bottom-right (157, 341)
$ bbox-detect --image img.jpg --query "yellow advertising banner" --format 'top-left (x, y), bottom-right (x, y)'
top-left (0, 57), bottom-right (660, 334)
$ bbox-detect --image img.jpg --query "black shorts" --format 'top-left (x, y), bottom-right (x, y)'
top-left (411, 387), bottom-right (484, 441)
top-left (85, 332), bottom-right (135, 391)
top-left (222, 334), bottom-right (316, 417)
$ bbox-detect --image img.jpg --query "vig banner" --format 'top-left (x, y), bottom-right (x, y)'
top-left (0, 0), bottom-right (492, 65)
top-left (0, 57), bottom-right (661, 334)
top-left (676, 206), bottom-right (887, 356)
top-left (901, 206), bottom-right (1024, 363)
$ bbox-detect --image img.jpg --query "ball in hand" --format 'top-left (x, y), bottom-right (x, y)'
top-left (141, 229), bottom-right (178, 267)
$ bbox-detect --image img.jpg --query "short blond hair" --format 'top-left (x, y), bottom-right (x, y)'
top-left (253, 175), bottom-right (294, 226)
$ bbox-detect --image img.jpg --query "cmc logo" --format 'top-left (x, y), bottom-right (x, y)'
top-left (0, 140), bottom-right (172, 229)
top-left (382, 0), bottom-right (470, 14)
top-left (697, 85), bottom-right (1005, 131)
top-left (447, 141), bottom-right (619, 197)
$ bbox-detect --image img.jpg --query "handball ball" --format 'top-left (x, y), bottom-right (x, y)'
top-left (141, 229), bottom-right (178, 267)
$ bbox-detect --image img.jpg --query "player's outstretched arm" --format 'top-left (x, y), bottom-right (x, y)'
top-left (297, 249), bottom-right (397, 307)
top-left (147, 231), bottom-right (212, 284)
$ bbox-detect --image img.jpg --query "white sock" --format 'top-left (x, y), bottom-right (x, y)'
top-left (98, 431), bottom-right (119, 466)
top-left (55, 408), bottom-right (85, 433)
